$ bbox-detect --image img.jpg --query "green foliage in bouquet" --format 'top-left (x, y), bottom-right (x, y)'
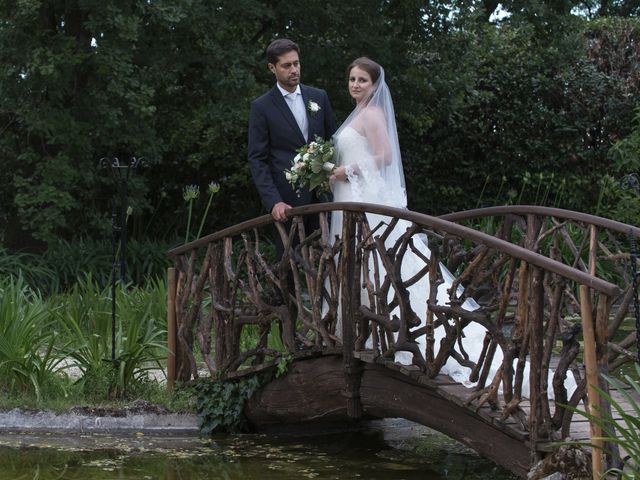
top-left (285, 135), bottom-right (336, 195)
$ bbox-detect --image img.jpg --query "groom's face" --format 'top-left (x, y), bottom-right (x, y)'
top-left (268, 50), bottom-right (300, 93)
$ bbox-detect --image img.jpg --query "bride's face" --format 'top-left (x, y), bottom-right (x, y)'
top-left (348, 66), bottom-right (374, 105)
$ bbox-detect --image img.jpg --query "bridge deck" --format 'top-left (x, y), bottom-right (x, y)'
top-left (224, 348), bottom-right (636, 453)
top-left (352, 350), bottom-right (637, 460)
top-left (352, 350), bottom-right (532, 441)
top-left (213, 348), bottom-right (637, 477)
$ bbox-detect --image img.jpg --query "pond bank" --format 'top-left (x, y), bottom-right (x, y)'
top-left (0, 402), bottom-right (199, 435)
top-left (0, 407), bottom-right (512, 464)
top-left (0, 410), bottom-right (519, 479)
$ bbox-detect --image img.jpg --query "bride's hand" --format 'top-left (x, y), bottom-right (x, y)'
top-left (330, 166), bottom-right (348, 183)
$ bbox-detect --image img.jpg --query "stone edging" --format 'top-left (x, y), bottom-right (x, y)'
top-left (0, 408), bottom-right (199, 435)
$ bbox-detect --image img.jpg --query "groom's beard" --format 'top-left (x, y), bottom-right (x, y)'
top-left (285, 75), bottom-right (299, 88)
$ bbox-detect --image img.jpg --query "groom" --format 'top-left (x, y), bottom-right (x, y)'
top-left (248, 38), bottom-right (336, 259)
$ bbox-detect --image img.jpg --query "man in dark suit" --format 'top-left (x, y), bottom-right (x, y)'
top-left (248, 39), bottom-right (336, 348)
top-left (248, 38), bottom-right (336, 260)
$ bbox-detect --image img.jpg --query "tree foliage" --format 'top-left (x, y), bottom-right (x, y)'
top-left (1, 1), bottom-right (639, 248)
top-left (402, 14), bottom-right (640, 214)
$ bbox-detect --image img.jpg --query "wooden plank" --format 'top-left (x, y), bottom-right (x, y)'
top-left (437, 384), bottom-right (479, 407)
top-left (353, 350), bottom-right (378, 362)
top-left (481, 409), bottom-right (520, 426)
top-left (408, 369), bottom-right (425, 382)
top-left (400, 364), bottom-right (422, 376)
top-left (475, 408), bottom-right (529, 440)
top-left (432, 374), bottom-right (460, 386)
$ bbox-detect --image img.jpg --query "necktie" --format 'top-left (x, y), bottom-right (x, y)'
top-left (287, 92), bottom-right (308, 140)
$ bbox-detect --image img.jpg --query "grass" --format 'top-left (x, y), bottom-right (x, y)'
top-left (565, 363), bottom-right (640, 479)
top-left (0, 276), bottom-right (65, 400)
top-left (0, 379), bottom-right (197, 414)
top-left (0, 273), bottom-right (187, 411)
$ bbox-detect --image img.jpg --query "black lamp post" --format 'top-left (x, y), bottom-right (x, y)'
top-left (99, 156), bottom-right (143, 364)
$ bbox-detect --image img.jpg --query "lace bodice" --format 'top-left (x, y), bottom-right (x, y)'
top-left (335, 126), bottom-right (372, 167)
top-left (333, 127), bottom-right (405, 207)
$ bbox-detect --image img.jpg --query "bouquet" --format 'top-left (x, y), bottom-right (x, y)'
top-left (285, 135), bottom-right (336, 195)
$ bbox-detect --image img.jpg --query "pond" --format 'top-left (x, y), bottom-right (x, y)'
top-left (0, 420), bottom-right (517, 479)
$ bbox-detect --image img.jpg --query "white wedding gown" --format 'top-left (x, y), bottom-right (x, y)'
top-left (330, 127), bottom-right (576, 399)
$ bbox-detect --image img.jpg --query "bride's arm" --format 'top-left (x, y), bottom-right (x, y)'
top-left (330, 108), bottom-right (391, 183)
top-left (364, 108), bottom-right (392, 168)
top-left (330, 164), bottom-right (359, 182)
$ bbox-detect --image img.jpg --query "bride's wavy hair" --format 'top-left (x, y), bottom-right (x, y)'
top-left (346, 57), bottom-right (381, 85)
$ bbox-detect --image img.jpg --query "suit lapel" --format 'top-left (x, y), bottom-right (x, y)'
top-left (269, 86), bottom-right (306, 144)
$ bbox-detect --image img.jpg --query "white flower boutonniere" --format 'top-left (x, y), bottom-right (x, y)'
top-left (307, 100), bottom-right (321, 116)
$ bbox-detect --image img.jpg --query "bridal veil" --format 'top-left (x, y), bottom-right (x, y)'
top-left (333, 61), bottom-right (407, 209)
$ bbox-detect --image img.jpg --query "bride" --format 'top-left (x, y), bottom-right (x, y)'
top-left (328, 56), bottom-right (485, 385)
top-left (327, 57), bottom-right (575, 398)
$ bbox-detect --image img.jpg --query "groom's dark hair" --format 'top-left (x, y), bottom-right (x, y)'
top-left (266, 38), bottom-right (300, 65)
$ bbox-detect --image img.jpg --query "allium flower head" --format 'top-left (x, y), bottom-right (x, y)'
top-left (183, 184), bottom-right (200, 202)
top-left (208, 181), bottom-right (220, 194)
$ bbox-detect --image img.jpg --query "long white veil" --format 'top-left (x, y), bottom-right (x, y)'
top-left (333, 64), bottom-right (407, 208)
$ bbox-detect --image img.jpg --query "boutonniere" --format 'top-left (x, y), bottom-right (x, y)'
top-left (307, 100), bottom-right (321, 116)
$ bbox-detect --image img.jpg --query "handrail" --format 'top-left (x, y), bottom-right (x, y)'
top-left (439, 205), bottom-right (640, 238)
top-left (169, 201), bottom-right (621, 297)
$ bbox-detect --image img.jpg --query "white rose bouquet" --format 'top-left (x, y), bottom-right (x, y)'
top-left (285, 135), bottom-right (336, 195)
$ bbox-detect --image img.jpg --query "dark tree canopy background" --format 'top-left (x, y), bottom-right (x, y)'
top-left (1, 0), bottom-right (639, 249)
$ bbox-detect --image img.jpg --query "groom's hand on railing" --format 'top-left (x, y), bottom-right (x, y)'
top-left (271, 201), bottom-right (292, 222)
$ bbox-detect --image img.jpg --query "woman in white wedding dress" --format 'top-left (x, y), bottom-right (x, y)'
top-left (328, 58), bottom-right (575, 399)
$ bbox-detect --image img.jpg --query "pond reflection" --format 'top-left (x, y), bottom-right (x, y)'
top-left (0, 423), bottom-right (516, 480)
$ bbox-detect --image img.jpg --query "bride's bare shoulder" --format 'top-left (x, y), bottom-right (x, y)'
top-left (359, 107), bottom-right (386, 135)
top-left (361, 105), bottom-right (384, 117)
top-left (360, 106), bottom-right (385, 125)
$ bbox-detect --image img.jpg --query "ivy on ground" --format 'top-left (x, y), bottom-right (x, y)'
top-left (194, 354), bottom-right (292, 436)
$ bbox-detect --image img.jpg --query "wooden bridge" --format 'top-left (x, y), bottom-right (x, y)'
top-left (167, 203), bottom-right (639, 478)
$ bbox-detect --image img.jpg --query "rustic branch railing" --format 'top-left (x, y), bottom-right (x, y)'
top-left (167, 202), bottom-right (636, 473)
top-left (441, 205), bottom-right (640, 474)
top-left (440, 206), bottom-right (639, 373)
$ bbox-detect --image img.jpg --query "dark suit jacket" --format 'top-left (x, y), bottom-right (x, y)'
top-left (248, 84), bottom-right (336, 213)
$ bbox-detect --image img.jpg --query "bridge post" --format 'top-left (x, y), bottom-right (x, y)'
top-left (340, 211), bottom-right (363, 419)
top-left (595, 292), bottom-right (620, 471)
top-left (579, 285), bottom-right (604, 479)
top-left (174, 263), bottom-right (192, 382)
top-left (588, 225), bottom-right (621, 471)
top-left (167, 267), bottom-right (177, 391)
top-left (528, 265), bottom-right (543, 440)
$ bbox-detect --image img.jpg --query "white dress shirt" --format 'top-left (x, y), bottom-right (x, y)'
top-left (277, 83), bottom-right (308, 141)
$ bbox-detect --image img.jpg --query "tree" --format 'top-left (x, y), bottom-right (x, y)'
top-left (0, 0), bottom-right (270, 246)
top-left (1, 1), bottom-right (639, 248)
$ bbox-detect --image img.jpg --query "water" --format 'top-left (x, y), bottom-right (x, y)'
top-left (0, 421), bottom-right (516, 479)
